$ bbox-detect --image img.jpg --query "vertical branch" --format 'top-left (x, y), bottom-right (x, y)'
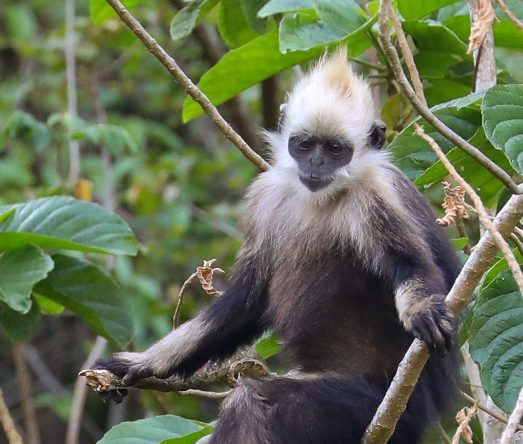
top-left (261, 76), bottom-right (279, 131)
top-left (13, 344), bottom-right (40, 444)
top-left (500, 387), bottom-right (523, 444)
top-left (65, 0), bottom-right (80, 184)
top-left (467, 0), bottom-right (497, 91)
top-left (66, 336), bottom-right (107, 444)
top-left (0, 387), bottom-right (23, 444)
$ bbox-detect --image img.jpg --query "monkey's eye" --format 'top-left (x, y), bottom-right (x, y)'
top-left (298, 138), bottom-right (314, 150)
top-left (327, 141), bottom-right (344, 156)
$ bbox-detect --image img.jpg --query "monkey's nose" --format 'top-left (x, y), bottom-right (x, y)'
top-left (309, 156), bottom-right (324, 166)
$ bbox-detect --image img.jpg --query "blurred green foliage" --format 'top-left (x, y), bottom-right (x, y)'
top-left (1, 0), bottom-right (523, 442)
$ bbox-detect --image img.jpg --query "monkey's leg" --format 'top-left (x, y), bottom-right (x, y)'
top-left (209, 375), bottom-right (430, 444)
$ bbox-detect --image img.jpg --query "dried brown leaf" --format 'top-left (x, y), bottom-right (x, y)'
top-left (437, 181), bottom-right (469, 227)
top-left (196, 258), bottom-right (224, 296)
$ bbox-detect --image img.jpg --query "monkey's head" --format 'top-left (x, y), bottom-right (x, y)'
top-left (269, 50), bottom-right (387, 194)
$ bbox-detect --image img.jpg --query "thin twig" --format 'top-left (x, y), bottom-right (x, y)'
top-left (173, 271), bottom-right (197, 328)
top-left (362, 193), bottom-right (523, 443)
top-left (500, 387), bottom-right (523, 444)
top-left (177, 389), bottom-right (231, 399)
top-left (462, 391), bottom-right (523, 432)
top-left (348, 56), bottom-right (387, 72)
top-left (105, 0), bottom-right (269, 172)
top-left (497, 0), bottom-right (523, 31)
top-left (66, 336), bottom-right (107, 444)
top-left (0, 387), bottom-right (23, 444)
top-left (456, 215), bottom-right (472, 255)
top-left (376, 0), bottom-right (521, 195)
top-left (13, 344), bottom-right (40, 444)
top-left (386, 2), bottom-right (427, 106)
top-left (415, 124), bottom-right (523, 297)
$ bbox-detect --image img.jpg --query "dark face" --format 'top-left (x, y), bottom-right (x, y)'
top-left (288, 133), bottom-right (353, 191)
top-left (287, 121), bottom-right (387, 192)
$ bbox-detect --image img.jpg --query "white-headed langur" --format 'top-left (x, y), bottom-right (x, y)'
top-left (95, 51), bottom-right (460, 444)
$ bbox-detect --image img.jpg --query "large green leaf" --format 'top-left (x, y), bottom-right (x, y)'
top-left (89, 0), bottom-right (143, 25)
top-left (0, 299), bottom-right (41, 342)
top-left (0, 245), bottom-right (54, 313)
top-left (98, 415), bottom-right (211, 444)
top-left (482, 84), bottom-right (523, 175)
top-left (416, 128), bottom-right (513, 207)
top-left (0, 196), bottom-right (138, 255)
top-left (35, 255), bottom-right (133, 348)
top-left (469, 270), bottom-right (523, 413)
top-left (389, 95), bottom-right (483, 180)
top-left (72, 124), bottom-right (138, 155)
top-left (182, 33), bottom-right (321, 122)
top-left (170, 0), bottom-right (220, 41)
top-left (398, 0), bottom-right (460, 20)
top-left (278, 0), bottom-right (370, 53)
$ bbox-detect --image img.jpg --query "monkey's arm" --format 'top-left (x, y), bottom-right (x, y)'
top-left (95, 255), bottom-right (268, 385)
top-left (384, 247), bottom-right (454, 351)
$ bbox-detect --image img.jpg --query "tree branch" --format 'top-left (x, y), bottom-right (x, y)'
top-left (377, 0), bottom-right (521, 195)
top-left (415, 124), bottom-right (523, 296)
top-left (500, 387), bottom-right (523, 444)
top-left (462, 391), bottom-right (523, 432)
top-left (363, 192), bottom-right (523, 443)
top-left (0, 387), bottom-right (23, 444)
top-left (81, 346), bottom-right (270, 394)
top-left (105, 0), bottom-right (269, 172)
top-left (496, 0), bottom-right (523, 32)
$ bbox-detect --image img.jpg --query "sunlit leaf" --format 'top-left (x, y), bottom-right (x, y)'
top-left (0, 196), bottom-right (138, 255)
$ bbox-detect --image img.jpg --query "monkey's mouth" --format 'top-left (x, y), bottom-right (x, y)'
top-left (298, 175), bottom-right (334, 192)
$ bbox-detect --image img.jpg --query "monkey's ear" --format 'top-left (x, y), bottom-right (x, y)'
top-left (368, 120), bottom-right (386, 149)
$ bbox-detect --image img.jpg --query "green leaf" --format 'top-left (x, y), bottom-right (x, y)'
top-left (0, 246), bottom-right (54, 313)
top-left (98, 415), bottom-right (210, 444)
top-left (0, 196), bottom-right (138, 256)
top-left (2, 110), bottom-right (51, 152)
top-left (482, 84), bottom-right (523, 175)
top-left (483, 248), bottom-right (522, 287)
top-left (182, 33), bottom-right (321, 122)
top-left (90, 0), bottom-right (144, 25)
top-left (0, 299), bottom-right (41, 342)
top-left (241, 0), bottom-right (267, 34)
top-left (258, 0), bottom-right (314, 17)
top-left (398, 0), bottom-right (460, 20)
top-left (72, 124), bottom-right (138, 155)
top-left (35, 255), bottom-right (133, 348)
top-left (170, 0), bottom-right (219, 41)
top-left (416, 128), bottom-right (514, 207)
top-left (469, 270), bottom-right (523, 413)
top-left (278, 0), bottom-right (369, 53)
top-left (34, 293), bottom-right (64, 315)
top-left (218, 0), bottom-right (259, 47)
top-left (451, 238), bottom-right (468, 249)
top-left (254, 331), bottom-right (281, 359)
top-left (403, 20), bottom-right (468, 58)
top-left (0, 209), bottom-right (15, 224)
top-left (390, 97), bottom-right (482, 180)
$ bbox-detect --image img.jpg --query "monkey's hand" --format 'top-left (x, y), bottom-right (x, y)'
top-left (94, 352), bottom-right (158, 386)
top-left (397, 294), bottom-right (454, 351)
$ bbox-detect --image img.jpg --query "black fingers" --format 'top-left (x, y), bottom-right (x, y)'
top-left (94, 357), bottom-right (153, 403)
top-left (410, 298), bottom-right (454, 351)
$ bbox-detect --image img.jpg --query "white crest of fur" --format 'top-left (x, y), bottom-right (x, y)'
top-left (265, 50), bottom-right (390, 195)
